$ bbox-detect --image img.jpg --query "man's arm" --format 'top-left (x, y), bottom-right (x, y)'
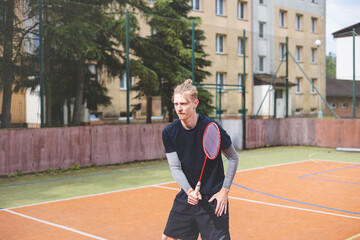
top-left (209, 144), bottom-right (239, 217)
top-left (222, 144), bottom-right (239, 189)
top-left (166, 152), bottom-right (201, 205)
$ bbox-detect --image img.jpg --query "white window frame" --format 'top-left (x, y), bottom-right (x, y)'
top-left (296, 77), bottom-right (302, 94)
top-left (295, 109), bottom-right (302, 115)
top-left (216, 34), bottom-right (225, 54)
top-left (311, 17), bottom-right (317, 33)
top-left (120, 73), bottom-right (134, 90)
top-left (216, 0), bottom-right (225, 16)
top-left (311, 48), bottom-right (317, 64)
top-left (331, 103), bottom-right (337, 109)
top-left (296, 46), bottom-right (302, 62)
top-left (216, 73), bottom-right (226, 92)
top-left (238, 37), bottom-right (244, 56)
top-left (296, 14), bottom-right (302, 31)
top-left (279, 43), bottom-right (286, 60)
top-left (238, 74), bottom-right (243, 92)
top-left (259, 56), bottom-right (265, 72)
top-left (192, 0), bottom-right (201, 11)
top-left (341, 102), bottom-right (348, 109)
top-left (310, 78), bottom-right (317, 94)
top-left (259, 22), bottom-right (265, 38)
top-left (238, 1), bottom-right (246, 20)
top-left (279, 10), bottom-right (286, 28)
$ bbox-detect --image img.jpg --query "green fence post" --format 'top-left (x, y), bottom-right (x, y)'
top-left (242, 29), bottom-right (246, 150)
top-left (39, 0), bottom-right (44, 127)
top-left (353, 28), bottom-right (356, 119)
top-left (285, 36), bottom-right (289, 118)
top-left (126, 9), bottom-right (130, 124)
top-left (192, 20), bottom-right (195, 83)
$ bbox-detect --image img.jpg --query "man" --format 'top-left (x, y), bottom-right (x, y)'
top-left (162, 79), bottom-right (239, 240)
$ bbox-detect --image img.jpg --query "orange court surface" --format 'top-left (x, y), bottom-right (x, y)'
top-left (1, 160), bottom-right (360, 240)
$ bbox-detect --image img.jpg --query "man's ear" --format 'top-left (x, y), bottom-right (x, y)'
top-left (193, 99), bottom-right (199, 109)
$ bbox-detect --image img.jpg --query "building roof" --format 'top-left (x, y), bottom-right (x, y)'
top-left (254, 74), bottom-right (295, 87)
top-left (332, 22), bottom-right (360, 38)
top-left (326, 78), bottom-right (360, 97)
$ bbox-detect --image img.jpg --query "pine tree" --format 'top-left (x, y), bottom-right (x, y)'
top-left (136, 0), bottom-right (213, 122)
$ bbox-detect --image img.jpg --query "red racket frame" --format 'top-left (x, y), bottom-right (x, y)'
top-left (194, 122), bottom-right (221, 195)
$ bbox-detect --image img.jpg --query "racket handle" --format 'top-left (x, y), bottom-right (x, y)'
top-left (194, 182), bottom-right (201, 195)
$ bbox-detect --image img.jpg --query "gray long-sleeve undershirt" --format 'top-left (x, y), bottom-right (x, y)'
top-left (166, 144), bottom-right (239, 193)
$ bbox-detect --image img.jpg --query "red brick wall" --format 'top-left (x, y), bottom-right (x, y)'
top-left (325, 97), bottom-right (360, 118)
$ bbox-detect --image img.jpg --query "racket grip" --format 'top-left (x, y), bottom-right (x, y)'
top-left (194, 182), bottom-right (201, 195)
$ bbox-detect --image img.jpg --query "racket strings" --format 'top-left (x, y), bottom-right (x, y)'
top-left (203, 125), bottom-right (221, 159)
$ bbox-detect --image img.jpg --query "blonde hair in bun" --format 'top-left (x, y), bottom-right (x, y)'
top-left (172, 79), bottom-right (198, 102)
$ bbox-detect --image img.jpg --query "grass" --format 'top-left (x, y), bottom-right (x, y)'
top-left (1, 146), bottom-right (359, 209)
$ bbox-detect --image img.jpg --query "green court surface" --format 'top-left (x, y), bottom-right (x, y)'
top-left (1, 146), bottom-right (359, 209)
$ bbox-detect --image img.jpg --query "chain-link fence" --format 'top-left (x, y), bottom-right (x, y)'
top-left (3, 0), bottom-right (353, 129)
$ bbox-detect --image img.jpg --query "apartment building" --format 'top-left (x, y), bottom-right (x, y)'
top-left (252, 0), bottom-right (326, 118)
top-left (99, 0), bottom-right (326, 121)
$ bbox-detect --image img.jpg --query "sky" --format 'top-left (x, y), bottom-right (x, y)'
top-left (326, 0), bottom-right (360, 55)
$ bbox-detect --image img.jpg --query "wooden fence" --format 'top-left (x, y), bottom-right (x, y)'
top-left (1, 119), bottom-right (359, 176)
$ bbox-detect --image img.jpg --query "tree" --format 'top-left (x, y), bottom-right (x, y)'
top-left (15, 0), bottom-right (150, 126)
top-left (326, 52), bottom-right (336, 79)
top-left (135, 0), bottom-right (213, 123)
top-left (1, 0), bottom-right (16, 128)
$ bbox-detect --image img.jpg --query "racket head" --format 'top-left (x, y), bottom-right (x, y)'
top-left (202, 122), bottom-right (221, 160)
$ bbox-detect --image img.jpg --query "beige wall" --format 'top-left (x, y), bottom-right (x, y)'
top-left (274, 5), bottom-right (326, 115)
top-left (191, 0), bottom-right (252, 117)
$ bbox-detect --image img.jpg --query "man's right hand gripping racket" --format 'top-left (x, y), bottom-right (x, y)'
top-left (194, 122), bottom-right (221, 195)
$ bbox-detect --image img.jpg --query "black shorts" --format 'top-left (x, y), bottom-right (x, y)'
top-left (163, 191), bottom-right (230, 240)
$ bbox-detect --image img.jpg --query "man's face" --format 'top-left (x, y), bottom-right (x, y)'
top-left (173, 93), bottom-right (199, 120)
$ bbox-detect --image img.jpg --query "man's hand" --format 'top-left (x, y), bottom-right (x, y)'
top-left (208, 187), bottom-right (229, 217)
top-left (187, 188), bottom-right (202, 205)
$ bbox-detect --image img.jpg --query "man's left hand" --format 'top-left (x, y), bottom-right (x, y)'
top-left (208, 187), bottom-right (229, 217)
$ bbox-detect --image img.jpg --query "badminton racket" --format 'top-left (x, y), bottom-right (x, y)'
top-left (194, 122), bottom-right (221, 195)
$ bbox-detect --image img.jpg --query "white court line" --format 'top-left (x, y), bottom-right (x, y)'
top-left (3, 209), bottom-right (107, 240)
top-left (4, 181), bottom-right (176, 210)
top-left (3, 159), bottom-right (357, 211)
top-left (152, 185), bottom-right (360, 220)
top-left (345, 233), bottom-right (360, 240)
top-left (235, 159), bottom-right (311, 173)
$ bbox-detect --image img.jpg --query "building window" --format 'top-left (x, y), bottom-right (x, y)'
top-left (279, 10), bottom-right (286, 28)
top-left (259, 56), bottom-right (265, 72)
top-left (331, 103), bottom-right (337, 109)
top-left (192, 0), bottom-right (201, 11)
top-left (216, 0), bottom-right (225, 16)
top-left (120, 73), bottom-right (134, 90)
top-left (310, 108), bottom-right (317, 114)
top-left (216, 35), bottom-right (225, 54)
top-left (151, 27), bottom-right (157, 36)
top-left (311, 48), bottom-right (317, 64)
top-left (259, 22), bottom-right (265, 38)
top-left (342, 102), bottom-right (348, 109)
top-left (311, 17), bottom-right (317, 33)
top-left (296, 77), bottom-right (302, 94)
top-left (259, 0), bottom-right (264, 4)
top-left (216, 73), bottom-right (225, 92)
top-left (279, 43), bottom-right (286, 60)
top-left (238, 74), bottom-right (243, 92)
top-left (311, 0), bottom-right (318, 3)
top-left (238, 37), bottom-right (244, 56)
top-left (296, 14), bottom-right (302, 31)
top-left (295, 109), bottom-right (302, 115)
top-left (296, 46), bottom-right (302, 62)
top-left (310, 78), bottom-right (317, 94)
top-left (238, 1), bottom-right (246, 20)
top-left (89, 65), bottom-right (100, 83)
